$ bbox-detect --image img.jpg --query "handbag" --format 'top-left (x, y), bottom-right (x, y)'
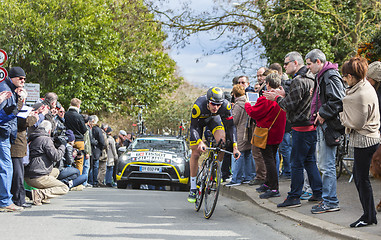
top-left (251, 109), bottom-right (282, 149)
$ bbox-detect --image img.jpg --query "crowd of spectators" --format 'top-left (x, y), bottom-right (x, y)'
top-left (223, 50), bottom-right (381, 228)
top-left (0, 67), bottom-right (134, 212)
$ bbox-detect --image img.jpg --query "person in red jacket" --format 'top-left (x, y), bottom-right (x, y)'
top-left (245, 73), bottom-right (286, 199)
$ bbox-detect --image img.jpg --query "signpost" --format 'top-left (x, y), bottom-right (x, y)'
top-left (24, 83), bottom-right (40, 106)
top-left (0, 49), bottom-right (8, 82)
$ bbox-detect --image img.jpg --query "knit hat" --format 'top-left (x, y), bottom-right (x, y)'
top-left (8, 67), bottom-right (26, 78)
top-left (66, 129), bottom-right (75, 142)
top-left (368, 61), bottom-right (381, 82)
top-left (119, 130), bottom-right (127, 136)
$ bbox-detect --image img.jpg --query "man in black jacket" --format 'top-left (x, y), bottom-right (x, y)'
top-left (306, 49), bottom-right (345, 214)
top-left (65, 98), bottom-right (87, 174)
top-left (88, 115), bottom-right (105, 187)
top-left (264, 51), bottom-right (323, 208)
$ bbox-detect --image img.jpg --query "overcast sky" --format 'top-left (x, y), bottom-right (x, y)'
top-left (158, 0), bottom-right (266, 89)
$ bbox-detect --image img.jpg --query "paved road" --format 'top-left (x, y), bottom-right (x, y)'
top-left (1, 188), bottom-right (338, 240)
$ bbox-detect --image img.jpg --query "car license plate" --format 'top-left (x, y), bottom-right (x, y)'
top-left (139, 166), bottom-right (162, 173)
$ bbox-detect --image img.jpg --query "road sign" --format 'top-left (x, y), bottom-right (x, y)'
top-left (0, 49), bottom-right (7, 66)
top-left (0, 67), bottom-right (8, 82)
top-left (25, 83), bottom-right (40, 105)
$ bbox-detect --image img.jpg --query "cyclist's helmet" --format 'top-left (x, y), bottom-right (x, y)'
top-left (206, 87), bottom-right (224, 104)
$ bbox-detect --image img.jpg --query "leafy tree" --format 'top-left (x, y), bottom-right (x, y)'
top-left (150, 0), bottom-right (381, 75)
top-left (0, 0), bottom-right (180, 113)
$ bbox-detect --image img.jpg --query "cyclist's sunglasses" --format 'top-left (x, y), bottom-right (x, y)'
top-left (209, 101), bottom-right (222, 106)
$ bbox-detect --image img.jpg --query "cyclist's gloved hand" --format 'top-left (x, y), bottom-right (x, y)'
top-left (197, 141), bottom-right (207, 153)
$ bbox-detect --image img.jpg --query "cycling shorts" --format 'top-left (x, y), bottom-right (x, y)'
top-left (189, 115), bottom-right (225, 146)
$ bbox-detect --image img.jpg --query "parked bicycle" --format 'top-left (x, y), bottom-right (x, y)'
top-left (194, 138), bottom-right (237, 219)
top-left (335, 134), bottom-right (354, 182)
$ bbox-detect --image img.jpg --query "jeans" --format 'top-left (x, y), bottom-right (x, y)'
top-left (58, 167), bottom-right (87, 188)
top-left (288, 130), bottom-right (322, 199)
top-left (279, 131), bottom-right (292, 176)
top-left (88, 157), bottom-right (99, 185)
top-left (316, 126), bottom-right (339, 207)
top-left (0, 137), bottom-right (13, 207)
top-left (105, 166), bottom-right (114, 185)
top-left (231, 149), bottom-right (255, 183)
top-left (82, 155), bottom-right (90, 185)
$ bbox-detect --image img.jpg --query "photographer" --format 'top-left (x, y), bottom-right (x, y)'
top-left (24, 120), bottom-right (68, 206)
top-left (56, 130), bottom-right (87, 189)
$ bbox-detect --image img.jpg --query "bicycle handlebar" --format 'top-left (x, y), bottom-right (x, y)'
top-left (205, 147), bottom-right (236, 157)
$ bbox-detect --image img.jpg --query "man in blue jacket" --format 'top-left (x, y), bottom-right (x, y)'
top-left (0, 67), bottom-right (26, 212)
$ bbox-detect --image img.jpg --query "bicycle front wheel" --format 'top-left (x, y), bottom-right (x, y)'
top-left (204, 160), bottom-right (221, 219)
top-left (195, 167), bottom-right (206, 212)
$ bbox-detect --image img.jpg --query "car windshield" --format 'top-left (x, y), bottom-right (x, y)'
top-left (130, 138), bottom-right (185, 152)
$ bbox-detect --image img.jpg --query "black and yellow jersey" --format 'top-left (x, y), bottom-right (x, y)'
top-left (189, 95), bottom-right (237, 147)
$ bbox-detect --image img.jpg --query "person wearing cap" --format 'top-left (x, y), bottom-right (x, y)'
top-left (118, 130), bottom-right (127, 147)
top-left (105, 127), bottom-right (118, 187)
top-left (0, 67), bottom-right (26, 212)
top-left (64, 98), bottom-right (88, 175)
top-left (56, 129), bottom-right (87, 190)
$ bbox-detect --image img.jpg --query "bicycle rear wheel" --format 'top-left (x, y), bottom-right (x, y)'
top-left (204, 159), bottom-right (221, 219)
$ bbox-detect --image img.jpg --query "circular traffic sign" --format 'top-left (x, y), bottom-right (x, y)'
top-left (0, 67), bottom-right (8, 82)
top-left (0, 49), bottom-right (7, 66)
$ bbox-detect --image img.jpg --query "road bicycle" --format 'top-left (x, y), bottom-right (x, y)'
top-left (194, 139), bottom-right (236, 219)
top-left (335, 134), bottom-right (354, 182)
top-left (134, 105), bottom-right (147, 135)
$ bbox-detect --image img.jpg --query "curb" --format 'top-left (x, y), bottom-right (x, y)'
top-left (221, 185), bottom-right (381, 240)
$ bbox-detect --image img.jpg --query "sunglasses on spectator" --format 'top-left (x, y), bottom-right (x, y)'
top-left (238, 81), bottom-right (247, 84)
top-left (284, 60), bottom-right (294, 66)
top-left (17, 77), bottom-right (26, 80)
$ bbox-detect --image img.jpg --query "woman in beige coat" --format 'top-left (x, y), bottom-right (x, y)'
top-left (340, 57), bottom-right (380, 228)
top-left (226, 84), bottom-right (255, 186)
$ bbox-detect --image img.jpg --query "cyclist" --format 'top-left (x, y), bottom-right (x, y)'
top-left (188, 87), bottom-right (241, 203)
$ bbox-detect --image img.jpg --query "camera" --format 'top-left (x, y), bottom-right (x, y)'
top-left (53, 134), bottom-right (68, 148)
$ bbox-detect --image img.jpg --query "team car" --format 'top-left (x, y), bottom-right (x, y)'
top-left (116, 135), bottom-right (190, 190)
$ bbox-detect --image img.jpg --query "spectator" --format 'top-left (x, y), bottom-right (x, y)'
top-left (105, 127), bottom-right (118, 187)
top-left (88, 115), bottom-right (105, 187)
top-left (226, 84), bottom-right (255, 186)
top-left (118, 130), bottom-right (127, 148)
top-left (64, 98), bottom-right (88, 174)
top-left (249, 70), bottom-right (277, 186)
top-left (0, 91), bottom-right (12, 105)
top-left (366, 61), bottom-right (381, 212)
top-left (53, 102), bottom-right (66, 137)
top-left (264, 51), bottom-right (322, 208)
top-left (97, 124), bottom-right (109, 186)
top-left (237, 76), bottom-right (255, 92)
top-left (124, 133), bottom-right (133, 148)
top-left (24, 120), bottom-right (68, 205)
top-left (340, 57), bottom-right (380, 228)
top-left (81, 114), bottom-right (92, 187)
top-left (306, 49), bottom-right (345, 214)
top-left (255, 67), bottom-right (267, 96)
top-left (42, 92), bottom-right (59, 135)
top-left (56, 130), bottom-right (87, 190)
top-left (245, 73), bottom-right (286, 198)
top-left (0, 67), bottom-right (26, 212)
top-left (11, 109), bottom-right (38, 209)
